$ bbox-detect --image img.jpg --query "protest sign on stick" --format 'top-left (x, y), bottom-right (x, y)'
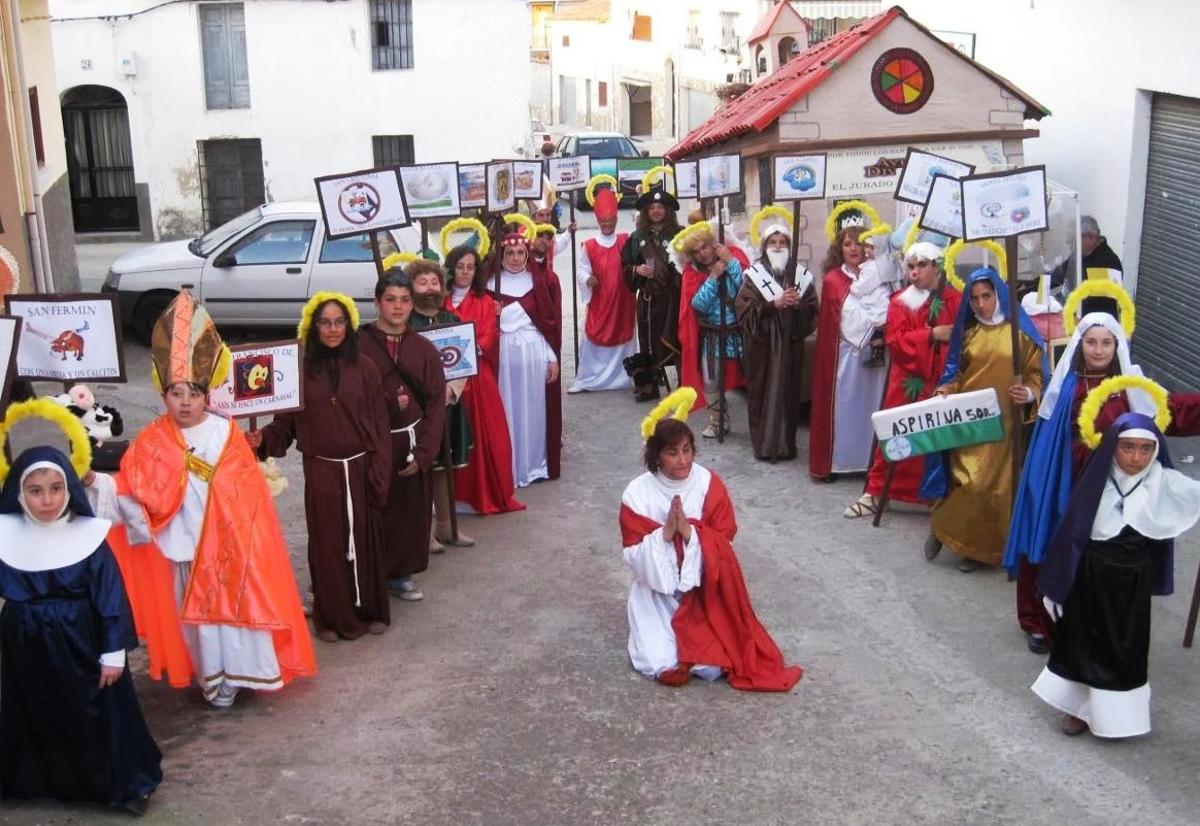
top-left (208, 340), bottom-right (305, 430)
top-left (4, 293), bottom-right (126, 383)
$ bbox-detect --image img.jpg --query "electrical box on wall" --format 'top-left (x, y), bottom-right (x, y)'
top-left (120, 52), bottom-right (137, 76)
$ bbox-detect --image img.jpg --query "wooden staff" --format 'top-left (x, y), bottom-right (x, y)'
top-left (419, 220), bottom-right (429, 259)
top-left (568, 196), bottom-right (580, 371)
top-left (715, 196), bottom-right (728, 446)
top-left (369, 230), bottom-right (385, 279)
top-left (440, 415), bottom-right (460, 542)
top-left (249, 416), bottom-right (258, 432)
top-left (1184, 559), bottom-right (1200, 647)
top-left (1005, 235), bottom-right (1025, 513)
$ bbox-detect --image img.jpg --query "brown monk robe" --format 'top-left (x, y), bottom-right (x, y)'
top-left (358, 321), bottom-right (446, 583)
top-left (259, 300), bottom-right (392, 640)
top-left (735, 254), bottom-right (819, 461)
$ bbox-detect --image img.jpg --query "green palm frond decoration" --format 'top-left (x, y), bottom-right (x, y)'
top-left (902, 375), bottom-right (925, 402)
top-left (927, 295), bottom-right (944, 324)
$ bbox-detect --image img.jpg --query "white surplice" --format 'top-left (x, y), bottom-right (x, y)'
top-left (571, 231), bottom-right (635, 392)
top-left (832, 264), bottom-right (888, 472)
top-left (486, 268), bottom-right (557, 487)
top-left (89, 413), bottom-right (281, 700)
top-left (620, 465), bottom-right (721, 680)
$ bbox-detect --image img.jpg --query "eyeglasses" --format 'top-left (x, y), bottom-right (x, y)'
top-left (316, 318), bottom-right (348, 329)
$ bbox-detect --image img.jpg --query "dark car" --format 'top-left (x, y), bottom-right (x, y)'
top-left (555, 132), bottom-right (650, 209)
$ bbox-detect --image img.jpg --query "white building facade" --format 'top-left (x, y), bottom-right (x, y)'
top-left (50, 0), bottom-right (532, 240)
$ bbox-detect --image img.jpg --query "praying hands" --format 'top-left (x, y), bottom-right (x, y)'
top-left (661, 494), bottom-right (693, 544)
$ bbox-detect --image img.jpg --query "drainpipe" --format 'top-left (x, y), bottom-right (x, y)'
top-left (6, 0), bottom-right (54, 293)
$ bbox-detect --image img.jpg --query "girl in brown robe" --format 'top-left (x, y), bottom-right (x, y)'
top-left (251, 293), bottom-right (392, 641)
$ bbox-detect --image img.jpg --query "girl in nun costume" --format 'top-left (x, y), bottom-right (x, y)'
top-left (1033, 413), bottom-right (1200, 737)
top-left (0, 430), bottom-right (161, 813)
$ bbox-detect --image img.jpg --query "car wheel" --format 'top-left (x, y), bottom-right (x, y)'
top-left (132, 290), bottom-right (176, 344)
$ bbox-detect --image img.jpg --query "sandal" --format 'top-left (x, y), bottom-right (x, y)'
top-left (843, 493), bottom-right (880, 519)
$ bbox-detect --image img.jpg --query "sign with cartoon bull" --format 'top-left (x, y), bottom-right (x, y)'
top-left (208, 339), bottom-right (305, 418)
top-left (3, 293), bottom-right (126, 382)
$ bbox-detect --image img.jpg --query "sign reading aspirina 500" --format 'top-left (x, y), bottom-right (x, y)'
top-left (871, 389), bottom-right (1004, 461)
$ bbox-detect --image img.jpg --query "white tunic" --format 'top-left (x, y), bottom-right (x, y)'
top-left (621, 465), bottom-right (721, 679)
top-left (571, 231), bottom-right (635, 392)
top-left (89, 414), bottom-right (282, 699)
top-left (832, 264), bottom-right (888, 473)
top-left (486, 268), bottom-right (558, 487)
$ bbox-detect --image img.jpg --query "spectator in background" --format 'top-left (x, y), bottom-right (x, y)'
top-left (1052, 215), bottom-right (1124, 289)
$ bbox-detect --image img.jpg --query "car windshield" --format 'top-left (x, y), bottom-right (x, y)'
top-left (190, 207), bottom-right (264, 256)
top-left (578, 137), bottom-right (638, 158)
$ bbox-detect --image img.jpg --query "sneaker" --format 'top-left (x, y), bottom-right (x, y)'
top-left (1027, 632), bottom-right (1050, 655)
top-left (700, 424), bottom-right (718, 438)
top-left (368, 621), bottom-right (388, 635)
top-left (390, 576), bottom-right (424, 601)
top-left (209, 684), bottom-right (239, 708)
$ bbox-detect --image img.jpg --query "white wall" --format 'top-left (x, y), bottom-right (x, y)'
top-left (51, 0), bottom-right (531, 239)
top-left (902, 0), bottom-right (1200, 283)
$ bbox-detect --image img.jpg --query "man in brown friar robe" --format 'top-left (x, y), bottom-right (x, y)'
top-left (357, 271), bottom-right (447, 603)
top-left (734, 220), bottom-right (818, 462)
top-left (620, 182), bottom-right (683, 402)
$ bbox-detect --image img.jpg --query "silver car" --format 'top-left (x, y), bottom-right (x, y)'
top-left (102, 201), bottom-right (421, 342)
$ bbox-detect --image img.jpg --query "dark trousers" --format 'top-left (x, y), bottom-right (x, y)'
top-left (1017, 557), bottom-right (1053, 639)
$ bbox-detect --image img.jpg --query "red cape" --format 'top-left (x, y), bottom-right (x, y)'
top-left (678, 249), bottom-right (749, 413)
top-left (444, 291), bottom-right (526, 513)
top-left (619, 472), bottom-right (802, 692)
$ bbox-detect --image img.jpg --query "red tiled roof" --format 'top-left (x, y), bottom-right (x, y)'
top-left (747, 1), bottom-right (788, 44)
top-left (666, 5), bottom-right (1050, 161)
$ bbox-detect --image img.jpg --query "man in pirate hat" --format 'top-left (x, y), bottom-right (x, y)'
top-left (620, 182), bottom-right (683, 402)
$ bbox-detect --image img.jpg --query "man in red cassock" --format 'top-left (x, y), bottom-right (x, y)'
top-left (569, 187), bottom-right (637, 393)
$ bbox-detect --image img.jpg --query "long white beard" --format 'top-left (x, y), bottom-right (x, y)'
top-left (765, 249), bottom-right (789, 274)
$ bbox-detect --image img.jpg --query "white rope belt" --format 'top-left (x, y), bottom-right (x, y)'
top-left (314, 451), bottom-right (368, 607)
top-left (390, 416), bottom-right (422, 464)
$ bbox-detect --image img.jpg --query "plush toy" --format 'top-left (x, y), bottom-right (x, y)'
top-left (50, 383), bottom-right (124, 446)
top-left (259, 456), bottom-right (289, 498)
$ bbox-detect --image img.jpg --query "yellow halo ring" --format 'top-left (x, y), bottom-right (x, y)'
top-left (0, 398), bottom-right (94, 485)
top-left (586, 174), bottom-right (620, 208)
top-left (639, 165), bottom-right (674, 195)
top-left (1077, 374), bottom-right (1170, 450)
top-left (438, 217), bottom-right (490, 260)
top-left (533, 223), bottom-right (557, 237)
top-left (298, 290), bottom-right (360, 342)
top-left (903, 219), bottom-right (923, 253)
top-left (942, 239), bottom-right (1007, 292)
top-left (1061, 278), bottom-right (1136, 338)
top-left (749, 205), bottom-right (794, 248)
top-left (503, 212), bottom-right (537, 239)
top-left (640, 387), bottom-right (698, 441)
top-left (823, 199), bottom-right (881, 243)
top-left (670, 220), bottom-right (714, 253)
top-left (381, 251), bottom-right (421, 271)
top-left (858, 222), bottom-right (894, 248)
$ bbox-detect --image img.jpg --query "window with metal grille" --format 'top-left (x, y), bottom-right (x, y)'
top-left (197, 138), bottom-right (264, 230)
top-left (372, 135), bottom-right (415, 168)
top-left (685, 10), bottom-right (701, 49)
top-left (720, 11), bottom-right (739, 51)
top-left (200, 3), bottom-right (251, 109)
top-left (371, 0), bottom-right (414, 70)
top-left (631, 13), bottom-right (652, 41)
top-left (807, 17), bottom-right (836, 45)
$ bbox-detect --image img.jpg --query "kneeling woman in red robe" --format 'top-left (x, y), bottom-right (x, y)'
top-left (618, 388), bottom-right (802, 692)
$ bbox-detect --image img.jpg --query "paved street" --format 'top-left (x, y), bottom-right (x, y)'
top-left (4, 237), bottom-right (1199, 825)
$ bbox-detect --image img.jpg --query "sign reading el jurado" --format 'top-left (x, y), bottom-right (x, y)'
top-left (697, 154), bottom-right (742, 199)
top-left (315, 167), bottom-right (411, 239)
top-left (0, 315), bottom-right (21, 409)
top-left (894, 147), bottom-right (975, 205)
top-left (416, 321), bottom-right (479, 382)
top-left (547, 155), bottom-right (592, 192)
top-left (399, 163), bottom-right (462, 219)
top-left (772, 154), bottom-right (828, 200)
top-left (208, 340), bottom-right (305, 418)
top-left (4, 293), bottom-right (126, 382)
top-left (871, 388), bottom-right (1004, 461)
top-left (960, 165), bottom-right (1049, 240)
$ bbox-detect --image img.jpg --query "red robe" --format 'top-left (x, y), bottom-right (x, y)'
top-left (583, 234), bottom-right (636, 346)
top-left (808, 267), bottom-right (855, 479)
top-left (678, 249), bottom-right (749, 413)
top-left (444, 290), bottom-right (525, 513)
top-left (619, 472), bottom-right (802, 692)
top-left (508, 259), bottom-right (564, 480)
top-left (864, 285), bottom-right (961, 503)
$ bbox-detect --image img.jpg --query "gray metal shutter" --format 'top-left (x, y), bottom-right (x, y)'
top-left (201, 4), bottom-right (250, 110)
top-left (1136, 93), bottom-right (1200, 391)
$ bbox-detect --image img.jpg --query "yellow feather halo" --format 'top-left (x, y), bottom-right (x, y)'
top-left (902, 219), bottom-right (923, 253)
top-left (503, 212), bottom-right (537, 239)
top-left (1061, 278), bottom-right (1136, 338)
top-left (640, 387), bottom-right (698, 441)
top-left (297, 290), bottom-right (360, 342)
top-left (639, 165), bottom-right (674, 195)
top-left (942, 239), bottom-right (1007, 292)
top-left (858, 222), bottom-right (894, 247)
top-left (671, 220), bottom-right (714, 253)
top-left (382, 251), bottom-right (422, 271)
top-left (533, 223), bottom-right (557, 237)
top-left (0, 398), bottom-right (94, 484)
top-left (749, 205), bottom-right (793, 248)
top-left (586, 174), bottom-right (620, 208)
top-left (1077, 375), bottom-right (1170, 450)
top-left (438, 217), bottom-right (491, 260)
top-left (823, 199), bottom-right (881, 243)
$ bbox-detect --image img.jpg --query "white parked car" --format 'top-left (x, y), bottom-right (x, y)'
top-left (102, 201), bottom-right (421, 342)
